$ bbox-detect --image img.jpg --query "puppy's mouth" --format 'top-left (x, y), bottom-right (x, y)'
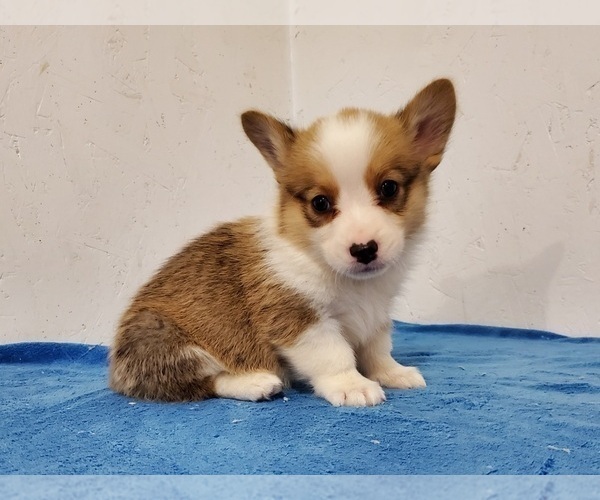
top-left (345, 261), bottom-right (387, 280)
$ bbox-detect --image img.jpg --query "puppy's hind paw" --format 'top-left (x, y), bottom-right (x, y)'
top-left (214, 372), bottom-right (284, 402)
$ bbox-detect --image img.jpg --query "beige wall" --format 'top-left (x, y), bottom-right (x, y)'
top-left (2, 25), bottom-right (599, 343)
top-left (291, 26), bottom-right (600, 336)
top-left (1, 26), bottom-right (291, 343)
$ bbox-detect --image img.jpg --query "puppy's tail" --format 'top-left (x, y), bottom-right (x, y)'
top-left (109, 309), bottom-right (220, 402)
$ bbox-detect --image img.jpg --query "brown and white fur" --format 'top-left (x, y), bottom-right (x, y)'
top-left (109, 79), bottom-right (456, 406)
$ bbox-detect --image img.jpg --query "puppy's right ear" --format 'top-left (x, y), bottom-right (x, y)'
top-left (397, 78), bottom-right (456, 172)
top-left (241, 111), bottom-right (296, 172)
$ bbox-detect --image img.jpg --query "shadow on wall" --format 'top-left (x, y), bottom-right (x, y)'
top-left (439, 242), bottom-right (565, 330)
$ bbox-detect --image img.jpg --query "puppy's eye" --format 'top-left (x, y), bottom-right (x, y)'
top-left (379, 180), bottom-right (399, 199)
top-left (311, 195), bottom-right (331, 213)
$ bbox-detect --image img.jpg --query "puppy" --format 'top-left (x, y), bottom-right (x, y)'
top-left (109, 78), bottom-right (456, 406)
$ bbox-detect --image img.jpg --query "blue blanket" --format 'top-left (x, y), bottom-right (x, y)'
top-left (1, 323), bottom-right (598, 475)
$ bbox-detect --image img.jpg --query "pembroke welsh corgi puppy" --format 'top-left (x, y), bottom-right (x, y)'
top-left (109, 78), bottom-right (456, 406)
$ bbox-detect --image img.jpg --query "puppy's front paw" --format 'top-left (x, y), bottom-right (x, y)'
top-left (315, 372), bottom-right (386, 407)
top-left (373, 364), bottom-right (426, 389)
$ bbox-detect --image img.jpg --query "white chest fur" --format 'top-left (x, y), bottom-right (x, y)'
top-left (260, 217), bottom-right (404, 345)
top-left (329, 273), bottom-right (400, 346)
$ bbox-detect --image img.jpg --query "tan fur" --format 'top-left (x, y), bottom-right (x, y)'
top-left (110, 218), bottom-right (317, 401)
top-left (110, 78), bottom-right (456, 403)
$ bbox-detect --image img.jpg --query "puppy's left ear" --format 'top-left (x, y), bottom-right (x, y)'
top-left (397, 78), bottom-right (456, 172)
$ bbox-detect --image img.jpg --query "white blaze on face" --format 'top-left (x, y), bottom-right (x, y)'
top-left (312, 112), bottom-right (406, 277)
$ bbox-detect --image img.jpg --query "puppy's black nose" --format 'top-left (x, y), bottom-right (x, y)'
top-left (349, 240), bottom-right (378, 265)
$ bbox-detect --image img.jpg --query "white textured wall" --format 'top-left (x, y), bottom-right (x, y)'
top-left (2, 25), bottom-right (599, 343)
top-left (292, 26), bottom-right (600, 336)
top-left (1, 26), bottom-right (291, 343)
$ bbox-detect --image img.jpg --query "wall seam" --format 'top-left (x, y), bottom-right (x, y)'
top-left (286, 0), bottom-right (298, 121)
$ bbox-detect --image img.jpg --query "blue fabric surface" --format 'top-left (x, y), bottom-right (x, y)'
top-left (1, 322), bottom-right (599, 475)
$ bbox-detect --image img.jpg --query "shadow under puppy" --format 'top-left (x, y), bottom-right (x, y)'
top-left (109, 78), bottom-right (456, 406)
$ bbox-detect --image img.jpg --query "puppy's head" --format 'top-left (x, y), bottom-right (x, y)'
top-left (242, 79), bottom-right (456, 280)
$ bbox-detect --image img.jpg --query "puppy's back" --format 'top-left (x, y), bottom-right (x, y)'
top-left (109, 217), bottom-right (317, 401)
